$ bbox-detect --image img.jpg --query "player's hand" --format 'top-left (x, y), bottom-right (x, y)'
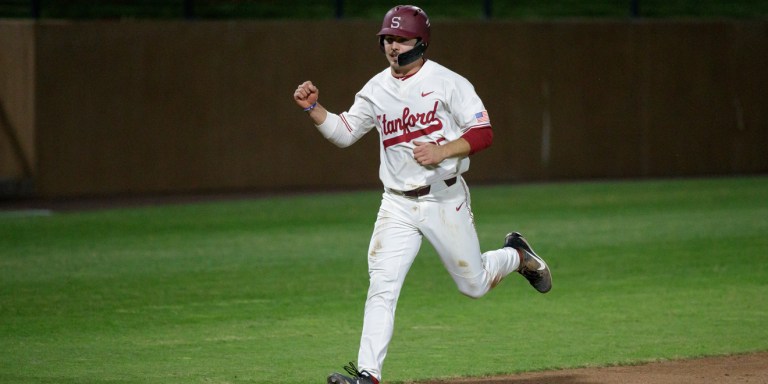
top-left (293, 81), bottom-right (319, 109)
top-left (413, 141), bottom-right (446, 166)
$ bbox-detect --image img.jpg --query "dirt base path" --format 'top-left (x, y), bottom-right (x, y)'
top-left (415, 352), bottom-right (768, 384)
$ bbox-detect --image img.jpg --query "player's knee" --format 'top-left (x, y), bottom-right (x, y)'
top-left (458, 284), bottom-right (488, 299)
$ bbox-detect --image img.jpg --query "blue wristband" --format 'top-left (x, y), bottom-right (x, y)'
top-left (303, 102), bottom-right (317, 112)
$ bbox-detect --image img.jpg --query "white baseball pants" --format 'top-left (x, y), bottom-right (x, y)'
top-left (357, 177), bottom-right (520, 380)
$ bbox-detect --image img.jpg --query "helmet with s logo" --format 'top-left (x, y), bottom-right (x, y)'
top-left (376, 5), bottom-right (431, 66)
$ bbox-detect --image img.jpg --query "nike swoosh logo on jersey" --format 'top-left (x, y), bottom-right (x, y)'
top-left (421, 91), bottom-right (435, 97)
top-left (455, 201), bottom-right (465, 211)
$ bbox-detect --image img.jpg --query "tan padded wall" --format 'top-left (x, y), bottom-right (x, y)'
top-left (0, 21), bottom-right (35, 182)
top-left (1, 20), bottom-right (765, 197)
top-left (32, 20), bottom-right (385, 196)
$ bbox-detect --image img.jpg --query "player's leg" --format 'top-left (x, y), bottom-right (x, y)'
top-left (357, 194), bottom-right (423, 381)
top-left (421, 180), bottom-right (520, 298)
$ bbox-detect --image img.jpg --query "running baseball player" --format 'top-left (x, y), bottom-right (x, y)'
top-left (292, 5), bottom-right (552, 384)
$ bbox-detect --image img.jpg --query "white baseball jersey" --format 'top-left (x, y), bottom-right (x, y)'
top-left (314, 60), bottom-right (517, 382)
top-left (316, 60), bottom-right (491, 191)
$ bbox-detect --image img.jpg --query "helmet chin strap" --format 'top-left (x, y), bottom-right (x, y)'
top-left (396, 40), bottom-right (428, 66)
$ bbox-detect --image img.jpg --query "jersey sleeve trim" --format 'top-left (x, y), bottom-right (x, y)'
top-left (339, 113), bottom-right (354, 133)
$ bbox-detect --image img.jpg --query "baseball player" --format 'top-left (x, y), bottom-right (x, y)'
top-left (292, 5), bottom-right (552, 384)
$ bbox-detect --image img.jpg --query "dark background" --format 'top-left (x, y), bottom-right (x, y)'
top-left (1, 1), bottom-right (766, 198)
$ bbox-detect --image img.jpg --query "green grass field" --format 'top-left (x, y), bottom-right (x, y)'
top-left (1, 176), bottom-right (767, 383)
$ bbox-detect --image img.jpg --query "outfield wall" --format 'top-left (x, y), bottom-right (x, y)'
top-left (1, 20), bottom-right (766, 197)
top-left (0, 21), bottom-right (35, 192)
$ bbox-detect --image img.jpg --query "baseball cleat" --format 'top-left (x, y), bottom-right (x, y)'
top-left (327, 362), bottom-right (379, 384)
top-left (504, 232), bottom-right (552, 293)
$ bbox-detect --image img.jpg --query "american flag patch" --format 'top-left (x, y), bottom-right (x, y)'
top-left (474, 110), bottom-right (489, 123)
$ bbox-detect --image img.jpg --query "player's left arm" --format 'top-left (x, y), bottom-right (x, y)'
top-left (413, 127), bottom-right (492, 166)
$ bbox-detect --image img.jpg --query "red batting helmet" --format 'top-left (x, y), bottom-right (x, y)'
top-left (377, 5), bottom-right (431, 45)
top-left (377, 5), bottom-right (431, 65)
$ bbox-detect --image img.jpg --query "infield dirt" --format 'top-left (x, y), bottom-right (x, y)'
top-left (412, 352), bottom-right (768, 384)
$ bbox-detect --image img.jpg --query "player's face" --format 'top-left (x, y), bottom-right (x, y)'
top-left (382, 35), bottom-right (419, 69)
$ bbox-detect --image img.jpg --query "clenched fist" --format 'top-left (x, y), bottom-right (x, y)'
top-left (293, 81), bottom-right (319, 110)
